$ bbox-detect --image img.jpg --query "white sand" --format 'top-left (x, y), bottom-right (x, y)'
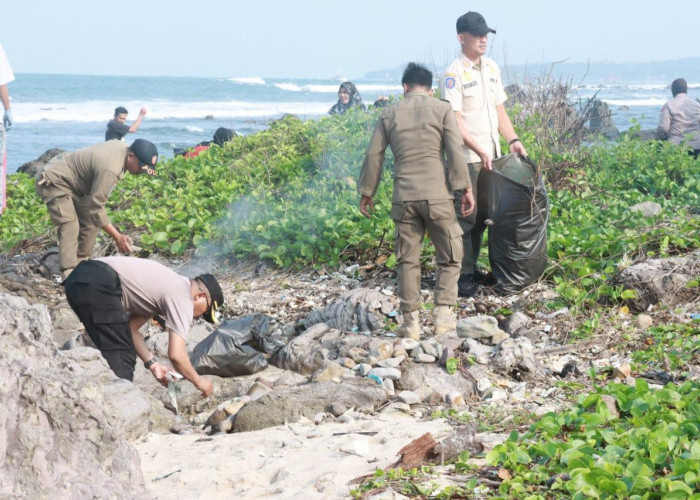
top-left (136, 413), bottom-right (452, 499)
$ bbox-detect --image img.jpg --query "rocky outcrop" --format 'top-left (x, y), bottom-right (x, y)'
top-left (589, 99), bottom-right (619, 139)
top-left (17, 148), bottom-right (66, 178)
top-left (0, 293), bottom-right (149, 499)
top-left (233, 378), bottom-right (388, 432)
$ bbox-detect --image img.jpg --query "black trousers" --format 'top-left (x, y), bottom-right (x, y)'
top-left (63, 260), bottom-right (137, 380)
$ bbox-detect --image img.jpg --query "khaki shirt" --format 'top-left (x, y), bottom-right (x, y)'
top-left (358, 90), bottom-right (470, 203)
top-left (656, 93), bottom-right (700, 150)
top-left (43, 140), bottom-right (128, 228)
top-left (441, 55), bottom-right (507, 163)
top-left (97, 256), bottom-right (194, 339)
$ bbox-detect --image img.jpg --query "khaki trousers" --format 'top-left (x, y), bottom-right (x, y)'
top-left (36, 181), bottom-right (100, 272)
top-left (454, 162), bottom-right (490, 276)
top-left (391, 200), bottom-right (464, 312)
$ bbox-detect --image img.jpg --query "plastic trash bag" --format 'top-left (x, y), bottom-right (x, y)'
top-left (484, 154), bottom-right (549, 295)
top-left (191, 314), bottom-right (284, 377)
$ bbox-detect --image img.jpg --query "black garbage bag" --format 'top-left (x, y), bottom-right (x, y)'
top-left (484, 154), bottom-right (549, 295)
top-left (191, 314), bottom-right (284, 377)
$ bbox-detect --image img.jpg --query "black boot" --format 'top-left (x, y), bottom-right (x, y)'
top-left (457, 274), bottom-right (478, 298)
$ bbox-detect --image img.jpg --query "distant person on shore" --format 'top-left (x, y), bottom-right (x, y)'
top-left (441, 11), bottom-right (527, 297)
top-left (174, 127), bottom-right (237, 158)
top-left (656, 78), bottom-right (700, 158)
top-left (63, 256), bottom-right (223, 397)
top-left (35, 139), bottom-right (158, 279)
top-left (105, 106), bottom-right (147, 141)
top-left (372, 96), bottom-right (390, 108)
top-left (0, 42), bottom-right (14, 217)
top-left (328, 82), bottom-right (366, 115)
top-left (358, 62), bottom-right (474, 340)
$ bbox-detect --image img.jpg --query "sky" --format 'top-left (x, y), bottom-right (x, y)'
top-left (3, 0), bottom-right (700, 80)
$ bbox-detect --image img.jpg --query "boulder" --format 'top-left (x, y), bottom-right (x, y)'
top-left (397, 362), bottom-right (475, 402)
top-left (491, 337), bottom-right (540, 378)
top-left (629, 201), bottom-right (662, 218)
top-left (233, 379), bottom-right (388, 432)
top-left (588, 99), bottom-right (619, 139)
top-left (0, 293), bottom-right (148, 498)
top-left (614, 250), bottom-right (700, 311)
top-left (17, 148), bottom-right (66, 178)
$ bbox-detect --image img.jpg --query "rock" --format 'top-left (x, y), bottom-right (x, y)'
top-left (463, 338), bottom-right (495, 365)
top-left (17, 147), bottom-right (66, 177)
top-left (438, 346), bottom-right (453, 367)
top-left (223, 396), bottom-right (250, 416)
top-left (371, 341), bottom-right (394, 362)
top-left (491, 337), bottom-right (540, 377)
top-left (501, 312), bottom-right (530, 334)
top-left (612, 363), bottom-right (631, 379)
top-left (629, 201), bottom-right (662, 218)
top-left (329, 402), bottom-right (347, 417)
top-left (482, 387), bottom-right (507, 402)
top-left (303, 287), bottom-right (397, 332)
top-left (205, 408), bottom-right (228, 429)
top-left (354, 363), bottom-right (372, 376)
top-left (446, 391), bottom-right (465, 407)
top-left (457, 315), bottom-right (508, 345)
top-left (636, 314), bottom-right (653, 330)
top-left (247, 381), bottom-right (272, 400)
top-left (234, 379), bottom-right (388, 432)
top-left (369, 367), bottom-right (401, 380)
top-left (383, 378), bottom-right (395, 396)
top-left (397, 391), bottom-right (421, 405)
top-left (312, 361), bottom-right (347, 383)
top-left (377, 355), bottom-right (405, 368)
top-left (313, 412), bottom-right (326, 424)
top-left (0, 293), bottom-right (148, 498)
top-left (614, 250), bottom-right (700, 311)
top-left (368, 488), bottom-right (410, 500)
top-left (398, 362), bottom-right (475, 402)
top-left (589, 99), bottom-right (619, 139)
top-left (415, 353), bottom-right (436, 363)
top-left (214, 416), bottom-right (234, 434)
top-left (399, 338), bottom-right (419, 351)
top-left (49, 305), bottom-right (83, 346)
top-left (338, 357), bottom-right (356, 369)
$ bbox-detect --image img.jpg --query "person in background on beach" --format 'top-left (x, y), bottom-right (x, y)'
top-left (63, 256), bottom-right (223, 397)
top-left (0, 42), bottom-right (14, 217)
top-left (372, 96), bottom-right (390, 108)
top-left (35, 139), bottom-right (158, 279)
top-left (175, 127), bottom-right (237, 158)
top-left (105, 106), bottom-right (147, 141)
top-left (358, 62), bottom-right (474, 340)
top-left (328, 81), bottom-right (366, 115)
top-left (441, 11), bottom-right (527, 298)
top-left (656, 78), bottom-right (700, 159)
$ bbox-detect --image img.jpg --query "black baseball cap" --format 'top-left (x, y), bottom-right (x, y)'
top-left (130, 139), bottom-right (159, 175)
top-left (196, 273), bottom-right (224, 324)
top-left (456, 12), bottom-right (496, 36)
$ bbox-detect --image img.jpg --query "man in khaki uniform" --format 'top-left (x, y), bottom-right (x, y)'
top-left (358, 63), bottom-right (475, 339)
top-left (441, 11), bottom-right (528, 297)
top-left (36, 138), bottom-right (158, 278)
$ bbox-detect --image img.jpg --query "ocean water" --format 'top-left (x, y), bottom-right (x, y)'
top-left (4, 73), bottom-right (698, 174)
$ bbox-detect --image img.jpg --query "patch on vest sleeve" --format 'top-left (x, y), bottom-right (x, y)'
top-left (445, 77), bottom-right (456, 89)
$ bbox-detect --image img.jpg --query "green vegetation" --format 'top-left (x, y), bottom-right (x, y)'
top-left (1, 106), bottom-right (699, 313)
top-left (354, 380), bottom-right (700, 499)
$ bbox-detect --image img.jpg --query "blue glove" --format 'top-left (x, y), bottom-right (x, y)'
top-left (3, 109), bottom-right (13, 129)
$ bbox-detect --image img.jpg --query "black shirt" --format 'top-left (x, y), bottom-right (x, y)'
top-left (105, 119), bottom-right (130, 141)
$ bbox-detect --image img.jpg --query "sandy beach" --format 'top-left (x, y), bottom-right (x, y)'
top-left (136, 413), bottom-right (453, 499)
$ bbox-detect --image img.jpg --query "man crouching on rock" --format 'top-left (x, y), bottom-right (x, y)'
top-left (63, 256), bottom-right (224, 397)
top-left (358, 62), bottom-right (475, 340)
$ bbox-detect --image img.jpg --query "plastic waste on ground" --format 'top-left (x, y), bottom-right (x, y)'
top-left (482, 153), bottom-right (550, 295)
top-left (191, 314), bottom-right (284, 377)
